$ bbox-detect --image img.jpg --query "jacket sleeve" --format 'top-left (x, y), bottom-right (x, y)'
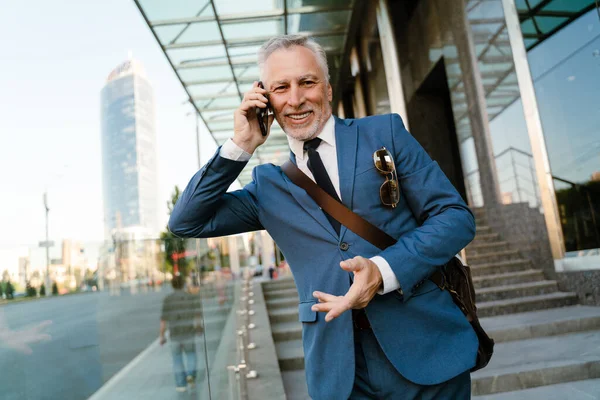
top-left (168, 148), bottom-right (263, 238)
top-left (379, 114), bottom-right (476, 301)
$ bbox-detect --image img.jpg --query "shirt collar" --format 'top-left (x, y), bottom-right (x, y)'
top-left (288, 115), bottom-right (335, 161)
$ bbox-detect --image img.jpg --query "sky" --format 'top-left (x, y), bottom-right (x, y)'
top-left (0, 0), bottom-right (223, 253)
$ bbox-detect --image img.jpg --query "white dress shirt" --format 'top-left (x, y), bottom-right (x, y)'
top-left (219, 116), bottom-right (401, 294)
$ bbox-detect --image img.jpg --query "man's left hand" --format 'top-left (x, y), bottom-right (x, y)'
top-left (312, 256), bottom-right (383, 322)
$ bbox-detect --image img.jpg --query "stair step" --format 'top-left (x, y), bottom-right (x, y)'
top-left (472, 378), bottom-right (600, 399)
top-left (477, 292), bottom-right (579, 318)
top-left (269, 306), bottom-right (299, 324)
top-left (473, 270), bottom-right (545, 289)
top-left (266, 297), bottom-right (299, 310)
top-left (469, 250), bottom-right (522, 265)
top-left (262, 278), bottom-right (296, 292)
top-left (471, 330), bottom-right (600, 396)
top-left (264, 288), bottom-right (299, 300)
top-left (468, 241), bottom-right (510, 255)
top-left (481, 306), bottom-right (600, 343)
top-left (282, 370), bottom-right (310, 400)
top-left (276, 339), bottom-right (305, 371)
top-left (476, 281), bottom-right (558, 302)
top-left (476, 226), bottom-right (492, 234)
top-left (473, 233), bottom-right (501, 244)
top-left (272, 321), bottom-right (303, 342)
top-left (471, 259), bottom-right (532, 276)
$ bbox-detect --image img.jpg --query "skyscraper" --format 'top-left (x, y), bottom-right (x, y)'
top-left (101, 58), bottom-right (158, 240)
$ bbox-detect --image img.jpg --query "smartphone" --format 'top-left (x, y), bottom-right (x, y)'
top-left (256, 81), bottom-right (272, 136)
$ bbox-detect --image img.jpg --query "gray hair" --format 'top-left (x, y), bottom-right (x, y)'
top-left (257, 34), bottom-right (330, 83)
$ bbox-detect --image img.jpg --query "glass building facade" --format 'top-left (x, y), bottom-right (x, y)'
top-left (100, 59), bottom-right (159, 240)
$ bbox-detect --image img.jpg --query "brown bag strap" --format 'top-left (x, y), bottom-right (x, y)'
top-left (281, 159), bottom-right (445, 288)
top-left (282, 160), bottom-right (396, 250)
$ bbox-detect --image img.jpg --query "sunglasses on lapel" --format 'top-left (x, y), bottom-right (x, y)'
top-left (373, 147), bottom-right (400, 208)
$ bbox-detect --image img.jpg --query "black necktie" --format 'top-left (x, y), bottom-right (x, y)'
top-left (303, 137), bottom-right (341, 235)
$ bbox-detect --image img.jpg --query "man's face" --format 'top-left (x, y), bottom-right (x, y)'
top-left (262, 45), bottom-right (333, 141)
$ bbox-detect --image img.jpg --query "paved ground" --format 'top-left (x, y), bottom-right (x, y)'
top-left (0, 286), bottom-right (170, 400)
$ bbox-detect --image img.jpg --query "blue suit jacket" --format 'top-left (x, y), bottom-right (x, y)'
top-left (169, 114), bottom-right (479, 400)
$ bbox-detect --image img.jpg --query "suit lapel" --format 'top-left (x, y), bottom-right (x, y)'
top-left (284, 152), bottom-right (339, 240)
top-left (334, 117), bottom-right (358, 242)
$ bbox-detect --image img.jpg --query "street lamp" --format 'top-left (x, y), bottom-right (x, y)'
top-left (185, 103), bottom-right (202, 169)
top-left (41, 192), bottom-right (53, 296)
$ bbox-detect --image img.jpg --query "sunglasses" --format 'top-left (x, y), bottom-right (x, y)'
top-left (373, 147), bottom-right (400, 208)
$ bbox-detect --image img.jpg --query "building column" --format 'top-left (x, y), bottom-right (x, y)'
top-left (260, 231), bottom-right (276, 279)
top-left (376, 0), bottom-right (409, 129)
top-left (501, 0), bottom-right (565, 261)
top-left (228, 235), bottom-right (241, 276)
top-left (446, 1), bottom-right (503, 207)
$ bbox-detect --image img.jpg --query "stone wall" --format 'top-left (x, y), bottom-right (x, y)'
top-left (556, 270), bottom-right (600, 306)
top-left (483, 203), bottom-right (556, 280)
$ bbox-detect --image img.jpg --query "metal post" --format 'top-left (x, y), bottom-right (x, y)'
top-left (194, 111), bottom-right (201, 169)
top-left (529, 157), bottom-right (540, 207)
top-left (227, 365), bottom-right (239, 400)
top-left (237, 364), bottom-right (249, 400)
top-left (43, 192), bottom-right (51, 296)
top-left (511, 150), bottom-right (522, 203)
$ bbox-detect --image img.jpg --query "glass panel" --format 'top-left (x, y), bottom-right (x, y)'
top-left (197, 96), bottom-right (240, 109)
top-left (288, 10), bottom-right (351, 34)
top-left (154, 24), bottom-right (188, 44)
top-left (178, 66), bottom-right (233, 83)
top-left (535, 16), bottom-right (569, 33)
top-left (167, 45), bottom-right (226, 65)
top-left (214, 0), bottom-right (279, 15)
top-left (0, 236), bottom-right (260, 399)
top-left (520, 18), bottom-right (537, 35)
top-left (139, 0), bottom-right (213, 21)
top-left (176, 21), bottom-right (222, 43)
top-left (207, 120), bottom-right (235, 131)
top-left (515, 0), bottom-right (529, 11)
top-left (543, 0), bottom-right (593, 12)
top-left (187, 82), bottom-right (237, 97)
top-left (228, 45), bottom-right (262, 57)
top-left (222, 19), bottom-right (284, 41)
top-left (235, 65), bottom-right (260, 80)
top-left (311, 35), bottom-right (345, 51)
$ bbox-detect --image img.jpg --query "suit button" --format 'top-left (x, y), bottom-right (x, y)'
top-left (340, 242), bottom-right (349, 251)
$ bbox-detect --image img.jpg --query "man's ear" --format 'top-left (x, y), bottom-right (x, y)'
top-left (327, 83), bottom-right (333, 102)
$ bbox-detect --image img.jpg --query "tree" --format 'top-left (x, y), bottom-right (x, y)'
top-left (160, 186), bottom-right (190, 277)
top-left (26, 281), bottom-right (37, 297)
top-left (52, 282), bottom-right (59, 295)
top-left (39, 284), bottom-right (46, 296)
top-left (5, 281), bottom-right (14, 299)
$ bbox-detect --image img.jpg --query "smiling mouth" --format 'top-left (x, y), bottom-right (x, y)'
top-left (287, 111), bottom-right (312, 120)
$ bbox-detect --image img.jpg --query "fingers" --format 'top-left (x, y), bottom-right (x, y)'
top-left (313, 291), bottom-right (338, 303)
top-left (239, 82), bottom-right (269, 113)
top-left (340, 256), bottom-right (365, 272)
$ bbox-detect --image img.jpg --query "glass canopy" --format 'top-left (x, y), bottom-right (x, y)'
top-left (134, 0), bottom-right (355, 185)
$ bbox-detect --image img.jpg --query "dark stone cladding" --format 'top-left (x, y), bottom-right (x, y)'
top-left (557, 270), bottom-right (600, 306)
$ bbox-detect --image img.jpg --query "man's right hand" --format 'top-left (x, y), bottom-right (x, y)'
top-left (233, 81), bottom-right (274, 154)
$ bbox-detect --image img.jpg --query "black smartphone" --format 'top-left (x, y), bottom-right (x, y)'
top-left (256, 81), bottom-right (272, 136)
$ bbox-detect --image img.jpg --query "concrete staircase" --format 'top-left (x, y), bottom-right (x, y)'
top-left (262, 208), bottom-right (600, 399)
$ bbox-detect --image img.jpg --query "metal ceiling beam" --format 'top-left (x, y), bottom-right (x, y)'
top-left (208, 0), bottom-right (242, 102)
top-left (192, 92), bottom-right (239, 100)
top-left (185, 76), bottom-right (259, 86)
top-left (164, 29), bottom-right (347, 50)
top-left (151, 5), bottom-right (352, 26)
top-left (177, 57), bottom-right (256, 69)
